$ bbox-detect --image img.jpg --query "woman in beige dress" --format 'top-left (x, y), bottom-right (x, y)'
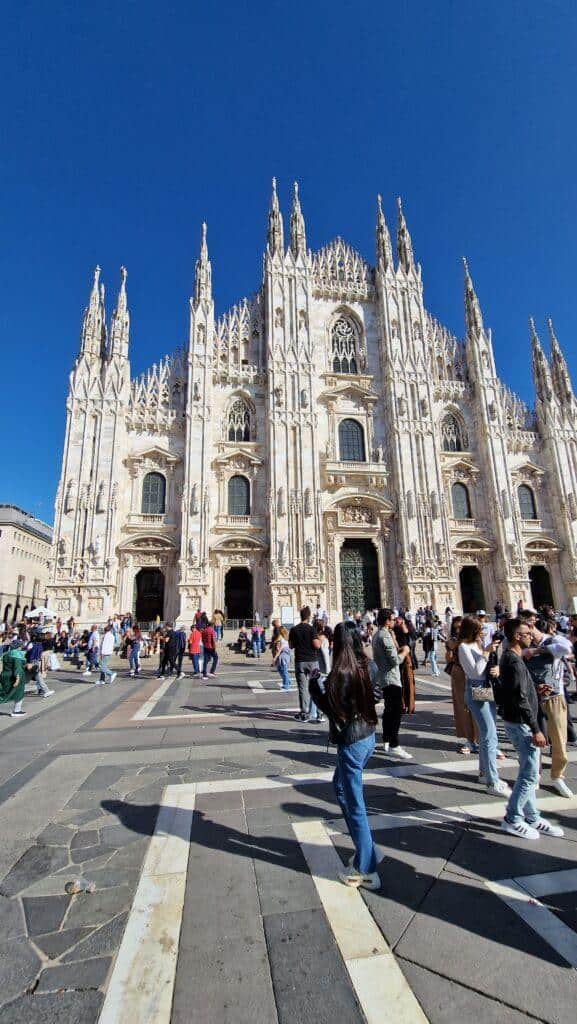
top-left (446, 616), bottom-right (478, 755)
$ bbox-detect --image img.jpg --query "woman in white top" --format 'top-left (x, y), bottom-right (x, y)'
top-left (458, 615), bottom-right (510, 797)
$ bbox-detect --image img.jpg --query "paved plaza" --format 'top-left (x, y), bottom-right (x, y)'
top-left (1, 639), bottom-right (577, 1023)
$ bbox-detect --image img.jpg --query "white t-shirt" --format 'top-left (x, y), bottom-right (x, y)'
top-left (539, 634), bottom-right (573, 695)
top-left (101, 632), bottom-right (115, 656)
top-left (458, 641), bottom-right (489, 680)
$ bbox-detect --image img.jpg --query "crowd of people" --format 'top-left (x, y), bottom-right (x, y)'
top-left (2, 597), bottom-right (576, 890)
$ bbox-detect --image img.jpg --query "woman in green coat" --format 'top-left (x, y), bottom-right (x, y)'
top-left (0, 648), bottom-right (26, 717)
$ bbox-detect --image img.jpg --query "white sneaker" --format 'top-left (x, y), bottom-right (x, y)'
top-left (553, 778), bottom-right (573, 798)
top-left (10, 709), bottom-right (26, 717)
top-left (129, 671), bottom-right (135, 677)
top-left (533, 818), bottom-right (565, 838)
top-left (94, 680), bottom-right (104, 686)
top-left (338, 869), bottom-right (381, 890)
top-left (500, 820), bottom-right (539, 840)
top-left (82, 670), bottom-right (91, 676)
top-left (486, 780), bottom-right (511, 797)
top-left (381, 741), bottom-right (390, 752)
top-left (387, 746), bottom-right (413, 760)
top-left (40, 690), bottom-right (55, 698)
top-left (178, 673), bottom-right (185, 679)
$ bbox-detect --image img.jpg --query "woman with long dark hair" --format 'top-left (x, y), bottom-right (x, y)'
top-left (309, 622), bottom-right (381, 890)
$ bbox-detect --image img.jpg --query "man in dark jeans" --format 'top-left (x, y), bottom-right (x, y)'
top-left (158, 624), bottom-right (177, 678)
top-left (289, 606), bottom-right (321, 722)
top-left (174, 624), bottom-right (187, 679)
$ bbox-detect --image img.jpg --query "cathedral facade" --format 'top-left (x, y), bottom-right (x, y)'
top-left (48, 183), bottom-right (577, 625)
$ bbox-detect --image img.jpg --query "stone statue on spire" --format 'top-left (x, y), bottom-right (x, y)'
top-left (267, 177), bottom-right (284, 257)
top-left (79, 265), bottom-right (107, 360)
top-left (193, 222), bottom-right (212, 307)
top-left (396, 197), bottom-right (415, 272)
top-left (376, 194), bottom-right (393, 271)
top-left (289, 181), bottom-right (306, 258)
top-left (462, 258), bottom-right (484, 337)
top-left (530, 317), bottom-right (553, 403)
top-left (547, 317), bottom-right (574, 403)
top-left (109, 265), bottom-right (130, 360)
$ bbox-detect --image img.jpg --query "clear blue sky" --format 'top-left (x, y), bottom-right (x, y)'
top-left (1, 1), bottom-right (576, 524)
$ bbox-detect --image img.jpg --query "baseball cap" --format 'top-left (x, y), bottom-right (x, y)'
top-left (476, 609), bottom-right (487, 616)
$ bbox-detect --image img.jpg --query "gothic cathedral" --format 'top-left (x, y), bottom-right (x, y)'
top-left (48, 183), bottom-right (577, 624)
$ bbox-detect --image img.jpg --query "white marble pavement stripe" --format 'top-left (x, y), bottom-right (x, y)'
top-left (293, 818), bottom-right (429, 1023)
top-left (98, 783), bottom-right (196, 1024)
top-left (131, 675), bottom-right (175, 721)
top-left (486, 877), bottom-right (577, 968)
top-left (513, 867), bottom-right (577, 899)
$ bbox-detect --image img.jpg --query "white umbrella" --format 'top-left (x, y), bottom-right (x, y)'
top-left (24, 607), bottom-right (54, 618)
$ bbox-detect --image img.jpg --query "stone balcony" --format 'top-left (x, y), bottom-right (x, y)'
top-left (125, 513), bottom-right (177, 533)
top-left (213, 514), bottom-right (264, 532)
top-left (520, 518), bottom-right (543, 531)
top-left (448, 517), bottom-right (478, 531)
top-left (322, 459), bottom-right (388, 490)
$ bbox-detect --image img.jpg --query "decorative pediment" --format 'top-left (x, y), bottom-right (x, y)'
top-left (125, 446), bottom-right (180, 470)
top-left (454, 538), bottom-right (493, 552)
top-left (212, 536), bottom-right (266, 552)
top-left (512, 461), bottom-right (545, 480)
top-left (525, 538), bottom-right (559, 551)
top-left (117, 534), bottom-right (178, 553)
top-left (442, 457), bottom-right (479, 483)
top-left (213, 449), bottom-right (263, 474)
top-left (318, 379), bottom-right (378, 407)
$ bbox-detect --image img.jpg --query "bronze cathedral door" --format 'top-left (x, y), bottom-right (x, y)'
top-left (339, 539), bottom-right (380, 615)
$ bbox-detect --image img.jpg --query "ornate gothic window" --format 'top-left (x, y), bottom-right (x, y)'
top-left (331, 317), bottom-right (358, 374)
top-left (228, 475), bottom-right (250, 515)
top-left (518, 484), bottom-right (538, 521)
top-left (141, 472), bottom-right (166, 515)
top-left (441, 414), bottom-right (467, 452)
top-left (452, 482), bottom-right (472, 520)
top-left (227, 400), bottom-right (251, 443)
top-left (339, 419), bottom-right (366, 462)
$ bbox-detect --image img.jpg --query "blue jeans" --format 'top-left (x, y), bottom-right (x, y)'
top-left (504, 722), bottom-right (540, 825)
top-left (333, 733), bottom-right (377, 874)
top-left (465, 683), bottom-right (499, 787)
top-left (276, 659), bottom-right (290, 690)
top-left (429, 648), bottom-right (440, 676)
top-left (252, 640), bottom-right (261, 658)
top-left (98, 654), bottom-right (113, 682)
top-left (128, 643), bottom-right (140, 674)
top-left (189, 653), bottom-right (200, 674)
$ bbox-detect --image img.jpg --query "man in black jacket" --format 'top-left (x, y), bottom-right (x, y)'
top-left (499, 618), bottom-right (564, 841)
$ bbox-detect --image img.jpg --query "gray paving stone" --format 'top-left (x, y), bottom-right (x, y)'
top-left (0, 895), bottom-right (26, 938)
top-left (444, 820), bottom-right (577, 882)
top-left (77, 767), bottom-right (127, 790)
top-left (172, 935), bottom-right (277, 1024)
top-left (194, 789), bottom-right (244, 812)
top-left (98, 823), bottom-right (151, 848)
top-left (70, 830), bottom-right (99, 850)
top-left (64, 885), bottom-right (132, 930)
top-left (0, 935), bottom-right (41, 1008)
top-left (264, 909), bottom-right (364, 1024)
top-left (398, 960), bottom-right (534, 1023)
top-left (37, 824), bottom-right (73, 847)
top-left (0, 845), bottom-right (69, 897)
top-left (70, 844), bottom-right (115, 865)
top-left (0, 990), bottom-right (103, 1023)
top-left (251, 834), bottom-right (321, 917)
top-left (36, 956), bottom-right (112, 993)
top-left (542, 888), bottom-right (577, 932)
top-left (395, 869), bottom-right (577, 1024)
top-left (22, 895), bottom-right (70, 936)
top-left (105, 836), bottom-right (149, 870)
top-left (35, 927), bottom-right (95, 960)
top-left (61, 912), bottom-right (128, 962)
top-left (76, 866), bottom-right (140, 891)
top-left (54, 808), bottom-right (109, 828)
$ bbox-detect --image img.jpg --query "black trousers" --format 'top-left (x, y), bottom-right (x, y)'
top-left (160, 649), bottom-right (176, 676)
top-left (382, 684), bottom-right (403, 747)
top-left (175, 650), bottom-right (185, 675)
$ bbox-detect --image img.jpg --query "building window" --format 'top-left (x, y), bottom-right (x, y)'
top-left (227, 400), bottom-right (251, 443)
top-left (141, 472), bottom-right (166, 515)
top-left (339, 419), bottom-right (366, 462)
top-left (518, 484), bottom-right (538, 520)
top-left (441, 414), bottom-right (467, 452)
top-left (331, 317), bottom-right (359, 374)
top-left (228, 475), bottom-right (250, 515)
top-left (452, 482), bottom-right (472, 520)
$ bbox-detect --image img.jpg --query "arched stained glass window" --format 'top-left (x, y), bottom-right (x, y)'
top-left (452, 482), bottom-right (472, 520)
top-left (331, 317), bottom-right (358, 374)
top-left (228, 475), bottom-right (250, 515)
top-left (227, 400), bottom-right (251, 442)
top-left (142, 472), bottom-right (166, 514)
top-left (518, 484), bottom-right (538, 520)
top-left (441, 414), bottom-right (467, 452)
top-left (339, 419), bottom-right (366, 462)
